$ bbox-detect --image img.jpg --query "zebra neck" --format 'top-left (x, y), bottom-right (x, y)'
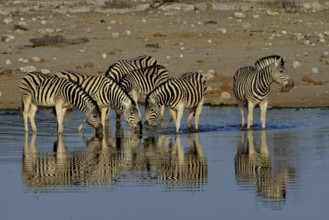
top-left (64, 82), bottom-right (92, 113)
top-left (255, 70), bottom-right (273, 89)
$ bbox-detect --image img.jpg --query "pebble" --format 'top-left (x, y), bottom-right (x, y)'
top-left (18, 58), bottom-right (29, 63)
top-left (234, 12), bottom-right (245, 19)
top-left (218, 28), bottom-right (227, 34)
top-left (1, 34), bottom-right (15, 42)
top-left (3, 17), bottom-right (12, 24)
top-left (311, 67), bottom-right (319, 73)
top-left (221, 91), bottom-right (231, 100)
top-left (20, 66), bottom-right (37, 73)
top-left (112, 32), bottom-right (119, 38)
top-left (5, 59), bottom-right (11, 65)
top-left (292, 61), bottom-right (301, 69)
top-left (102, 53), bottom-right (107, 59)
top-left (40, 69), bottom-right (51, 74)
top-left (31, 56), bottom-right (41, 62)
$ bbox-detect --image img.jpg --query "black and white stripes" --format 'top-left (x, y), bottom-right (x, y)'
top-left (233, 55), bottom-right (294, 129)
top-left (145, 72), bottom-right (207, 133)
top-left (19, 72), bottom-right (103, 134)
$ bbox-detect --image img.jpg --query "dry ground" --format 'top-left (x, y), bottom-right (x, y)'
top-left (1, 1), bottom-right (329, 109)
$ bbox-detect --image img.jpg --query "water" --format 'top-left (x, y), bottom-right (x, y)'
top-left (0, 106), bottom-right (328, 220)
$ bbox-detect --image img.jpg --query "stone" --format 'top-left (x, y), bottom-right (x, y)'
top-left (221, 91), bottom-right (231, 100)
top-left (20, 66), bottom-right (37, 73)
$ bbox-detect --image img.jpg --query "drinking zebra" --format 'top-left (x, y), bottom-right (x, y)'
top-left (54, 71), bottom-right (142, 130)
top-left (144, 72), bottom-right (207, 133)
top-left (233, 56), bottom-right (294, 129)
top-left (19, 72), bottom-right (103, 135)
top-left (105, 55), bottom-right (169, 121)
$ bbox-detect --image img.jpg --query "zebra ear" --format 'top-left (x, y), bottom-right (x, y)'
top-left (275, 58), bottom-right (282, 67)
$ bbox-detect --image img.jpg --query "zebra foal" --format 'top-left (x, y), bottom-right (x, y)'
top-left (233, 56), bottom-right (294, 129)
top-left (19, 72), bottom-right (103, 135)
top-left (145, 72), bottom-right (207, 133)
top-left (54, 71), bottom-right (142, 130)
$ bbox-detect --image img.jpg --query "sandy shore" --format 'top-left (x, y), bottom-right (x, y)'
top-left (0, 1), bottom-right (329, 110)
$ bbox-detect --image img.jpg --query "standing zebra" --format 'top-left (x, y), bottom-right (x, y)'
top-left (105, 55), bottom-right (169, 121)
top-left (19, 72), bottom-right (103, 135)
top-left (54, 71), bottom-right (142, 130)
top-left (105, 55), bottom-right (158, 81)
top-left (233, 56), bottom-right (294, 129)
top-left (118, 64), bottom-right (170, 119)
top-left (145, 72), bottom-right (207, 133)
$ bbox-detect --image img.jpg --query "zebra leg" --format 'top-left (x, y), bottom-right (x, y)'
top-left (29, 103), bottom-right (38, 132)
top-left (169, 108), bottom-right (177, 123)
top-left (238, 103), bottom-right (245, 128)
top-left (259, 101), bottom-right (268, 129)
top-left (22, 97), bottom-right (31, 132)
top-left (247, 102), bottom-right (255, 129)
top-left (55, 104), bottom-right (66, 134)
top-left (175, 105), bottom-right (184, 133)
top-left (194, 101), bottom-right (204, 130)
top-left (187, 109), bottom-right (194, 129)
top-left (100, 107), bottom-right (108, 129)
top-left (159, 105), bottom-right (165, 121)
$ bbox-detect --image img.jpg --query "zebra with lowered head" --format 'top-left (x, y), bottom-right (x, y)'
top-left (145, 72), bottom-right (207, 133)
top-left (233, 55), bottom-right (294, 129)
top-left (54, 71), bottom-right (142, 130)
top-left (19, 72), bottom-right (103, 135)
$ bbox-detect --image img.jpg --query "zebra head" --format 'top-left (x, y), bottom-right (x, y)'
top-left (84, 104), bottom-right (103, 137)
top-left (122, 101), bottom-right (143, 131)
top-left (144, 96), bottom-right (161, 129)
top-left (270, 58), bottom-right (294, 90)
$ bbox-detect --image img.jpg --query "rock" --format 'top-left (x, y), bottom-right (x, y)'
top-left (135, 4), bottom-right (149, 12)
top-left (112, 32), bottom-right (119, 38)
top-left (311, 67), bottom-right (319, 73)
top-left (20, 66), bottom-right (37, 73)
top-left (5, 60), bottom-right (11, 65)
top-left (266, 9), bottom-right (279, 16)
top-left (234, 12), bottom-right (246, 19)
top-left (40, 69), bottom-right (51, 74)
top-left (18, 58), bottom-right (29, 63)
top-left (1, 34), bottom-right (15, 42)
top-left (221, 91), bottom-right (231, 100)
top-left (3, 17), bottom-right (12, 24)
top-left (31, 56), bottom-right (41, 62)
top-left (292, 61), bottom-right (301, 69)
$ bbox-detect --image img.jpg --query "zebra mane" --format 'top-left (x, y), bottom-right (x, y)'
top-left (254, 55), bottom-right (284, 70)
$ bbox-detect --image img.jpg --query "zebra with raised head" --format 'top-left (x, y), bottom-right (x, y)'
top-left (19, 72), bottom-right (103, 135)
top-left (105, 55), bottom-right (158, 81)
top-left (144, 72), bottom-right (207, 133)
top-left (54, 71), bottom-right (142, 130)
top-left (233, 55), bottom-right (294, 129)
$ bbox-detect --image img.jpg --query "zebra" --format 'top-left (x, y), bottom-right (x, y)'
top-left (235, 130), bottom-right (293, 202)
top-left (19, 72), bottom-right (103, 135)
top-left (144, 72), bottom-right (207, 133)
top-left (54, 71), bottom-right (142, 130)
top-left (118, 64), bottom-right (170, 119)
top-left (105, 55), bottom-right (158, 81)
top-left (233, 56), bottom-right (294, 129)
top-left (105, 55), bottom-right (169, 121)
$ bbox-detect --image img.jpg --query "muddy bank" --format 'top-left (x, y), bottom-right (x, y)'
top-left (0, 1), bottom-right (329, 109)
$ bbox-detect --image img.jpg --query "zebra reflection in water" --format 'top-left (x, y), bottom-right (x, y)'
top-left (22, 128), bottom-right (207, 192)
top-left (234, 130), bottom-right (294, 205)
